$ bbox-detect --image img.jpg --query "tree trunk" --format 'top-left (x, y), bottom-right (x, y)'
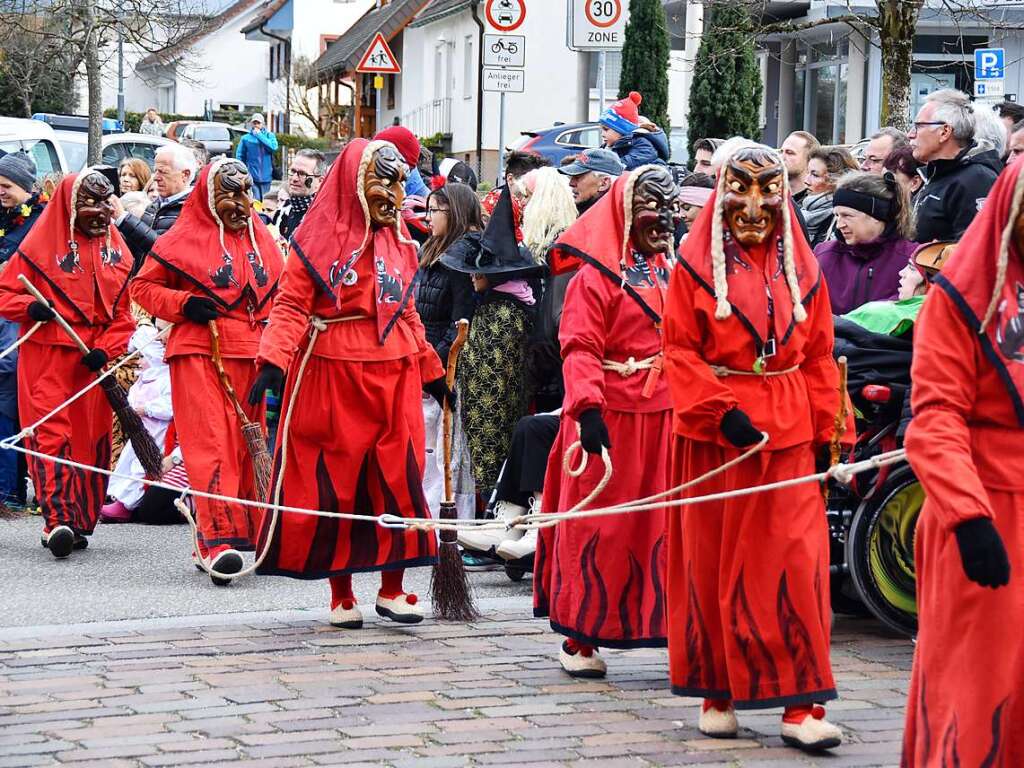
top-left (877, 0), bottom-right (923, 131)
top-left (83, 1), bottom-right (103, 166)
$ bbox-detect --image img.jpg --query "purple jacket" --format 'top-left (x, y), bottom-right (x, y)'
top-left (814, 235), bottom-right (918, 315)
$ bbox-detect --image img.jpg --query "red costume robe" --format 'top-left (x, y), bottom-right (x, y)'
top-left (663, 195), bottom-right (849, 708)
top-left (0, 172), bottom-right (133, 535)
top-left (131, 161), bottom-right (283, 555)
top-left (901, 164), bottom-right (1024, 766)
top-left (533, 171), bottom-right (671, 649)
top-left (255, 139), bottom-right (441, 579)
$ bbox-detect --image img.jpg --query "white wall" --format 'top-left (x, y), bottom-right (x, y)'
top-left (172, 15), bottom-right (268, 115)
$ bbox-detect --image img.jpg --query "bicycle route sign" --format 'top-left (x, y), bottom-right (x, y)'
top-left (568, 0), bottom-right (628, 51)
top-left (483, 34), bottom-right (525, 68)
top-left (485, 0), bottom-right (526, 33)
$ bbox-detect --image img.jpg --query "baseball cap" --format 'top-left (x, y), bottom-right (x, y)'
top-left (558, 148), bottom-right (624, 177)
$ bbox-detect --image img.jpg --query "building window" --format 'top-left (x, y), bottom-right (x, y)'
top-left (793, 37), bottom-right (849, 144)
top-left (588, 50), bottom-right (622, 94)
top-left (464, 35), bottom-right (474, 99)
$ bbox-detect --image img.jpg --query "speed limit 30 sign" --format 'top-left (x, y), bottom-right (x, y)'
top-left (568, 0), bottom-right (629, 50)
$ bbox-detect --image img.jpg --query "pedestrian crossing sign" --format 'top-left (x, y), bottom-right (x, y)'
top-left (357, 32), bottom-right (401, 74)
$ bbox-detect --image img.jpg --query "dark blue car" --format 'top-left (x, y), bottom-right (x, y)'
top-left (508, 122), bottom-right (604, 166)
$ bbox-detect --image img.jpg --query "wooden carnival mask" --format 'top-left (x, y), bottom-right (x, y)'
top-left (364, 145), bottom-right (406, 229)
top-left (74, 172), bottom-right (115, 238)
top-left (722, 148), bottom-right (784, 247)
top-left (630, 167), bottom-right (681, 256)
top-left (212, 161), bottom-right (253, 232)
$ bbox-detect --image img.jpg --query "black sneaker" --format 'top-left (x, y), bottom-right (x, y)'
top-left (45, 526), bottom-right (75, 559)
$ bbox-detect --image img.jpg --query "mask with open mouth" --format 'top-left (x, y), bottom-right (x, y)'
top-left (212, 161), bottom-right (253, 232)
top-left (364, 145), bottom-right (406, 229)
top-left (722, 148), bottom-right (784, 248)
top-left (74, 173), bottom-right (115, 238)
top-left (630, 167), bottom-right (680, 256)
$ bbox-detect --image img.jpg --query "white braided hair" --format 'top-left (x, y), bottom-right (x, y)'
top-left (68, 167), bottom-right (114, 254)
top-left (354, 139), bottom-right (416, 254)
top-left (710, 143), bottom-right (807, 324)
top-left (207, 156), bottom-right (264, 269)
top-left (980, 166), bottom-right (1024, 331)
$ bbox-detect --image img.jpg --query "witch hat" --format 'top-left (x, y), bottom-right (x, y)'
top-left (441, 186), bottom-right (541, 279)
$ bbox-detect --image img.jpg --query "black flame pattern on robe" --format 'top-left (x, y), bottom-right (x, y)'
top-left (776, 571), bottom-right (824, 691)
top-left (730, 568), bottom-right (781, 700)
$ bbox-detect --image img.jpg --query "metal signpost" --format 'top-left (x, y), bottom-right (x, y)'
top-left (974, 47), bottom-right (1005, 101)
top-left (567, 0), bottom-right (629, 116)
top-left (484, 0), bottom-right (527, 181)
top-left (356, 32), bottom-right (402, 133)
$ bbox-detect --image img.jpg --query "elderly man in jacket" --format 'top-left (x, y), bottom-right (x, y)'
top-left (235, 113), bottom-right (278, 202)
top-left (112, 143), bottom-right (197, 269)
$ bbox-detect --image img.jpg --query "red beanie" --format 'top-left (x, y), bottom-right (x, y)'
top-left (374, 126), bottom-right (421, 168)
top-left (612, 91), bottom-right (642, 125)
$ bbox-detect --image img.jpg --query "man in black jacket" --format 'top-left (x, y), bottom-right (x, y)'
top-left (111, 143), bottom-right (198, 268)
top-left (910, 89), bottom-right (999, 243)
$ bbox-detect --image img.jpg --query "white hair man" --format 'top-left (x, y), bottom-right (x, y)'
top-left (909, 88), bottom-right (999, 243)
top-left (113, 143), bottom-right (199, 268)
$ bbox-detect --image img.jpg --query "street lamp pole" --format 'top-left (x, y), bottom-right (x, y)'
top-left (117, 27), bottom-right (125, 127)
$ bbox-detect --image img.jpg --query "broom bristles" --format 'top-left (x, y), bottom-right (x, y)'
top-left (431, 500), bottom-right (478, 621)
top-left (101, 377), bottom-right (164, 478)
top-left (241, 420), bottom-right (273, 500)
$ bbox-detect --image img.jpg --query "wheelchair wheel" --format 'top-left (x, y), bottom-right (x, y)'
top-left (846, 464), bottom-right (921, 637)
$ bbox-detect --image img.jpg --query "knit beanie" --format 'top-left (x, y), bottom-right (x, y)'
top-left (375, 126), bottom-right (421, 169)
top-left (599, 91), bottom-right (642, 136)
top-left (0, 152), bottom-right (36, 193)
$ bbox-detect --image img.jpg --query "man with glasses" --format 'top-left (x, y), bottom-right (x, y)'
top-left (909, 88), bottom-right (999, 243)
top-left (861, 127), bottom-right (907, 174)
top-left (276, 149), bottom-right (325, 240)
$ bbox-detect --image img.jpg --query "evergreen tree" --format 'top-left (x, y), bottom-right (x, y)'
top-left (617, 0), bottom-right (670, 133)
top-left (687, 1), bottom-right (763, 154)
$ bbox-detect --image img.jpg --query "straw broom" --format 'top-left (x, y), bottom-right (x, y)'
top-left (431, 319), bottom-right (478, 621)
top-left (208, 320), bottom-right (273, 500)
top-left (824, 356), bottom-right (849, 502)
top-left (18, 274), bottom-right (164, 478)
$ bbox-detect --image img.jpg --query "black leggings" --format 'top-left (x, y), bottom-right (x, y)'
top-left (493, 414), bottom-right (560, 508)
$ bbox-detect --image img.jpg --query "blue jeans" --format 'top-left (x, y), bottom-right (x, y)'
top-left (0, 413), bottom-right (18, 501)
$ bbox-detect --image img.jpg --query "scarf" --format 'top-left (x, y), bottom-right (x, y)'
top-left (493, 279), bottom-right (535, 305)
top-left (280, 193), bottom-right (313, 239)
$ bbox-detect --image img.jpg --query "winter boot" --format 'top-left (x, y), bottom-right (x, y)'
top-left (780, 705), bottom-right (843, 751)
top-left (457, 500), bottom-right (525, 553)
top-left (698, 699), bottom-right (738, 738)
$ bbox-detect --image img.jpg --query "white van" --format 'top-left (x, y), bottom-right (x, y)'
top-left (0, 117), bottom-right (68, 178)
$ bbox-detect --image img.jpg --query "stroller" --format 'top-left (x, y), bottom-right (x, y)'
top-left (826, 316), bottom-right (921, 637)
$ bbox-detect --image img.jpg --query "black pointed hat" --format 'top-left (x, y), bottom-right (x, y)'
top-left (441, 186), bottom-right (541, 279)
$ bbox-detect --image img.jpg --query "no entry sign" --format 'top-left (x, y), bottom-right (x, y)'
top-left (485, 0), bottom-right (526, 32)
top-left (568, 0), bottom-right (628, 50)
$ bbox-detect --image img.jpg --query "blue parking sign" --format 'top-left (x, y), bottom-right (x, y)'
top-left (975, 48), bottom-right (1004, 80)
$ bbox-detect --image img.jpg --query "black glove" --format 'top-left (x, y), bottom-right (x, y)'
top-left (247, 364), bottom-right (284, 406)
top-left (954, 517), bottom-right (1011, 588)
top-left (423, 376), bottom-right (456, 410)
top-left (182, 296), bottom-right (220, 324)
top-left (578, 408), bottom-right (611, 455)
top-left (81, 349), bottom-right (108, 372)
top-left (720, 408), bottom-right (762, 448)
top-left (27, 301), bottom-right (55, 322)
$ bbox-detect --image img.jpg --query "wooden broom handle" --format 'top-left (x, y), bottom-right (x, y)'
top-left (208, 319), bottom-right (249, 423)
top-left (18, 274), bottom-right (91, 354)
top-left (442, 319), bottom-right (469, 504)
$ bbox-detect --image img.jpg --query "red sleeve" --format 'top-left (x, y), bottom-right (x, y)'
top-left (257, 254), bottom-right (317, 371)
top-left (0, 252), bottom-right (36, 323)
top-left (93, 298), bottom-right (135, 360)
top-left (401, 285), bottom-right (444, 384)
top-left (558, 267), bottom-right (610, 420)
top-left (662, 264), bottom-right (738, 441)
top-left (800, 279), bottom-right (855, 447)
top-left (130, 257), bottom-right (191, 324)
top-left (904, 288), bottom-right (994, 530)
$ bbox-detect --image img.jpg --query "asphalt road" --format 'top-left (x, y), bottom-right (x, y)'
top-left (0, 516), bottom-right (531, 629)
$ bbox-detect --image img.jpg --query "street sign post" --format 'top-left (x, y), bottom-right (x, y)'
top-left (356, 32), bottom-right (401, 134)
top-left (568, 0), bottom-right (628, 51)
top-left (483, 34), bottom-right (525, 68)
top-left (975, 48), bottom-right (1004, 80)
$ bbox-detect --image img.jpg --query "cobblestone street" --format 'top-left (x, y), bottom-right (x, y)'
top-left (0, 605), bottom-right (912, 767)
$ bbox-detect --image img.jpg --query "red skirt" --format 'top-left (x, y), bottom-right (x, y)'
top-left (666, 438), bottom-right (835, 709)
top-left (533, 408), bottom-right (671, 648)
top-left (256, 355), bottom-right (437, 579)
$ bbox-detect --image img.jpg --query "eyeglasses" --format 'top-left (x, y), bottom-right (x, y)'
top-left (910, 121), bottom-right (947, 131)
top-left (288, 168), bottom-right (320, 179)
top-left (425, 207), bottom-right (449, 217)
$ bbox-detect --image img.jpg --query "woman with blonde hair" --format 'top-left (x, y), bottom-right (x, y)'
top-left (518, 167), bottom-right (578, 260)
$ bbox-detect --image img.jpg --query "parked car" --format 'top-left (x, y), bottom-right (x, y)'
top-left (508, 121), bottom-right (603, 166)
top-left (179, 121), bottom-right (233, 157)
top-left (31, 113), bottom-right (124, 134)
top-left (0, 117), bottom-right (68, 177)
top-left (165, 121), bottom-right (195, 141)
top-left (54, 131), bottom-right (172, 172)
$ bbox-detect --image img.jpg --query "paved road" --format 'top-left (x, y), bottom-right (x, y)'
top-left (0, 517), bottom-right (527, 628)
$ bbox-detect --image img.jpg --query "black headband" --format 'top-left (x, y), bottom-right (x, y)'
top-left (832, 188), bottom-right (894, 222)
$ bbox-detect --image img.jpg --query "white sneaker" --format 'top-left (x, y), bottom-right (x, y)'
top-left (375, 593), bottom-right (425, 624)
top-left (558, 641), bottom-right (606, 678)
top-left (458, 500), bottom-right (525, 553)
top-left (329, 599), bottom-right (363, 629)
top-left (698, 704), bottom-right (738, 738)
top-left (496, 528), bottom-right (537, 560)
top-left (780, 708), bottom-right (843, 751)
